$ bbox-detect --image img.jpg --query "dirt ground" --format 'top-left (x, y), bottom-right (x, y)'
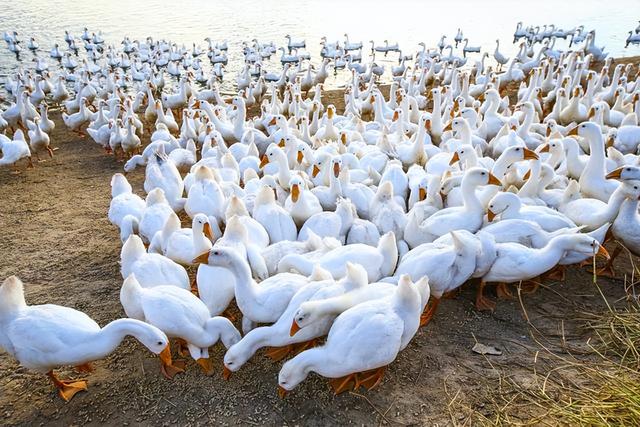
top-left (0, 78), bottom-right (638, 425)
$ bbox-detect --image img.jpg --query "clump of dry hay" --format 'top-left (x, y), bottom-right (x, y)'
top-left (445, 271), bottom-right (640, 426)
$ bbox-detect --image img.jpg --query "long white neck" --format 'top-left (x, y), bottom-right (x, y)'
top-left (83, 319), bottom-right (157, 361)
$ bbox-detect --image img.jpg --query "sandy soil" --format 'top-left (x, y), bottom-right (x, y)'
top-left (0, 74), bottom-right (638, 425)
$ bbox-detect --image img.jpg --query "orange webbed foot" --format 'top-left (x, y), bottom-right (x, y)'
top-left (419, 297), bottom-right (440, 327)
top-left (329, 373), bottom-right (357, 395)
top-left (355, 367), bottom-right (386, 391)
top-left (496, 282), bottom-right (514, 300)
top-left (47, 371), bottom-right (88, 402)
top-left (476, 281), bottom-right (496, 312)
top-left (264, 345), bottom-right (293, 361)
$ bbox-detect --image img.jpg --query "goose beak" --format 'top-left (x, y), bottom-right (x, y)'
top-left (333, 162), bottom-right (340, 178)
top-left (606, 136), bottom-right (614, 148)
top-left (523, 169), bottom-right (531, 180)
top-left (597, 245), bottom-right (610, 260)
top-left (297, 150), bottom-right (304, 164)
top-left (159, 345), bottom-right (173, 366)
top-left (606, 167), bottom-right (623, 180)
top-left (278, 385), bottom-right (288, 399)
top-left (546, 126), bottom-right (552, 137)
top-left (278, 138), bottom-right (286, 148)
top-left (487, 209), bottom-right (496, 222)
top-left (312, 164), bottom-right (321, 178)
top-left (259, 155), bottom-right (269, 168)
top-left (443, 121), bottom-right (452, 131)
top-left (222, 365), bottom-right (232, 380)
top-left (488, 173), bottom-right (502, 186)
top-left (193, 251), bottom-right (210, 264)
top-left (588, 108), bottom-right (595, 119)
top-left (523, 147), bottom-right (539, 159)
top-left (196, 358), bottom-right (214, 376)
top-left (290, 319), bottom-right (301, 336)
top-left (268, 117), bottom-right (277, 126)
top-left (340, 133), bottom-right (347, 145)
top-left (449, 152), bottom-right (460, 166)
top-left (203, 222), bottom-right (214, 240)
top-left (291, 184), bottom-right (300, 202)
top-left (418, 187), bottom-right (427, 201)
top-left (538, 144), bottom-right (550, 153)
top-left (392, 111), bottom-right (399, 121)
top-left (568, 127), bottom-right (578, 136)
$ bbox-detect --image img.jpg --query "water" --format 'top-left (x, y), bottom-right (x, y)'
top-left (1, 0), bottom-right (639, 95)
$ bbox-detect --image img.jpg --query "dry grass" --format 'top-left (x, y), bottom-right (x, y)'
top-left (444, 270), bottom-right (640, 426)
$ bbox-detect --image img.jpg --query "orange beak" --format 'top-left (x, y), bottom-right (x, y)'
top-left (568, 127), bottom-right (578, 136)
top-left (606, 137), bottom-right (614, 148)
top-left (268, 117), bottom-right (277, 126)
top-left (487, 209), bottom-right (496, 222)
top-left (392, 111), bottom-right (399, 122)
top-left (291, 184), bottom-right (300, 202)
top-left (278, 386), bottom-right (288, 399)
top-left (597, 245), bottom-right (610, 260)
top-left (523, 169), bottom-right (531, 180)
top-left (546, 126), bottom-right (552, 137)
top-left (290, 319), bottom-right (301, 336)
top-left (539, 144), bottom-right (550, 153)
top-left (340, 133), bottom-right (347, 145)
top-left (203, 222), bottom-right (214, 240)
top-left (278, 138), bottom-right (286, 148)
top-left (297, 150), bottom-right (304, 164)
top-left (222, 366), bottom-right (232, 380)
top-left (418, 187), bottom-right (426, 201)
top-left (193, 251), bottom-right (210, 264)
top-left (523, 148), bottom-right (539, 160)
top-left (259, 155), bottom-right (269, 168)
top-left (159, 345), bottom-right (172, 366)
top-left (443, 121), bottom-right (452, 131)
top-left (333, 162), bottom-right (340, 178)
top-left (606, 168), bottom-right (623, 180)
top-left (449, 152), bottom-right (460, 166)
top-left (197, 358), bottom-right (214, 376)
top-left (312, 164), bottom-right (321, 178)
top-left (487, 173), bottom-right (501, 186)
top-left (588, 108), bottom-right (595, 119)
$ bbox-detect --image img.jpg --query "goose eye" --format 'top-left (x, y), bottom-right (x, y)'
top-left (157, 341), bottom-right (163, 345)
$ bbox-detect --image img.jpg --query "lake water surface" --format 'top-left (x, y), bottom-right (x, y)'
top-left (1, 0), bottom-right (639, 92)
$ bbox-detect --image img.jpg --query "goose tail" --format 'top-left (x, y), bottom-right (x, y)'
top-left (0, 276), bottom-right (27, 315)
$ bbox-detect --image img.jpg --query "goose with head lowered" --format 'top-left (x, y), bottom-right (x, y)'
top-left (120, 274), bottom-right (241, 378)
top-left (222, 265), bottom-right (361, 376)
top-left (477, 234), bottom-right (610, 311)
top-left (277, 274), bottom-right (423, 397)
top-left (0, 276), bottom-right (169, 402)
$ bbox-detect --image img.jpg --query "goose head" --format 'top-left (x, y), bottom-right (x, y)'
top-left (464, 167), bottom-right (502, 187)
top-left (606, 165), bottom-right (640, 181)
top-left (330, 157), bottom-right (343, 178)
top-left (193, 246), bottom-right (241, 267)
top-left (487, 192), bottom-right (518, 222)
top-left (288, 175), bottom-right (306, 202)
top-left (192, 213), bottom-right (214, 241)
